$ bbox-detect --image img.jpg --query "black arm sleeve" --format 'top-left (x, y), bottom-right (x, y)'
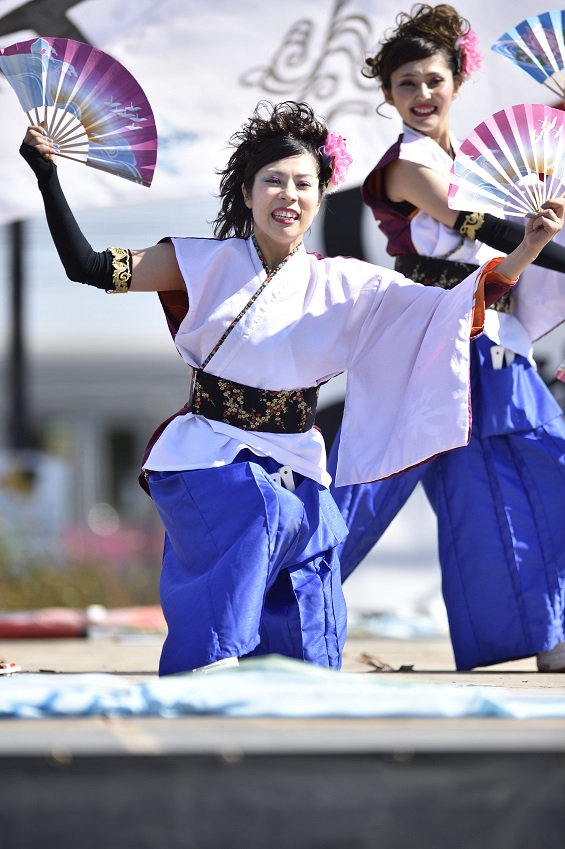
top-left (454, 210), bottom-right (565, 273)
top-left (19, 142), bottom-right (131, 290)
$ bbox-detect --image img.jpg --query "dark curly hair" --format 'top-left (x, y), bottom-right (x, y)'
top-left (213, 101), bottom-right (331, 240)
top-left (363, 4), bottom-right (471, 93)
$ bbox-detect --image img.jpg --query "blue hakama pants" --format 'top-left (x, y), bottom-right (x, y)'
top-left (149, 449), bottom-right (348, 675)
top-left (328, 335), bottom-right (565, 670)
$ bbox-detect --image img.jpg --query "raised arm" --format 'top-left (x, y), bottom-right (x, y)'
top-left (386, 158), bottom-right (565, 273)
top-left (20, 126), bottom-right (185, 294)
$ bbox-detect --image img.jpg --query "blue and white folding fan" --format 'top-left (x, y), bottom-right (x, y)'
top-left (491, 9), bottom-right (565, 99)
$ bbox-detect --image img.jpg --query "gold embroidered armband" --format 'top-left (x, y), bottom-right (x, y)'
top-left (106, 246), bottom-right (132, 293)
top-left (457, 211), bottom-right (485, 241)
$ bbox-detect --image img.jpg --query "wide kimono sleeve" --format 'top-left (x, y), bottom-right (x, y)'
top-left (334, 260), bottom-right (514, 486)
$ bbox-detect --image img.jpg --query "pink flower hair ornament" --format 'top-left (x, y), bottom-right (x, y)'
top-left (318, 131), bottom-right (353, 192)
top-left (456, 29), bottom-right (483, 78)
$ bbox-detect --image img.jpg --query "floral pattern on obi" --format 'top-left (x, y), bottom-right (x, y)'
top-left (189, 369), bottom-right (318, 433)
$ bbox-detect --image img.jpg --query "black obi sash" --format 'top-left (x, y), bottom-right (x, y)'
top-left (188, 369), bottom-right (319, 434)
top-left (394, 254), bottom-right (511, 313)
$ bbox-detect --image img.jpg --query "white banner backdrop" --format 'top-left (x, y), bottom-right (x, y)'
top-left (0, 0), bottom-right (560, 223)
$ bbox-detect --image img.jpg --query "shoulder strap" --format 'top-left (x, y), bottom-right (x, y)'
top-left (201, 237), bottom-right (301, 370)
top-left (200, 265), bottom-right (277, 369)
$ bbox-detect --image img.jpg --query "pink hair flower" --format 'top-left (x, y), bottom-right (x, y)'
top-left (318, 131), bottom-right (353, 191)
top-left (456, 29), bottom-right (483, 77)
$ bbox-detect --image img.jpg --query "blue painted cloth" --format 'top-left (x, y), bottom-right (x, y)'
top-left (1, 657), bottom-right (565, 719)
top-left (149, 450), bottom-right (348, 675)
top-left (329, 335), bottom-right (565, 670)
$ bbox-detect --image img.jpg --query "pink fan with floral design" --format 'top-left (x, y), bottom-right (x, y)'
top-left (0, 36), bottom-right (157, 186)
top-left (448, 103), bottom-right (565, 218)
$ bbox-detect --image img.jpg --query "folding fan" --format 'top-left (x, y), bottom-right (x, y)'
top-left (491, 9), bottom-right (565, 99)
top-left (0, 37), bottom-right (157, 187)
top-left (448, 103), bottom-right (565, 218)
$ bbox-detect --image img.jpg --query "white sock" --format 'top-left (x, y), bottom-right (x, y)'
top-left (192, 657), bottom-right (240, 674)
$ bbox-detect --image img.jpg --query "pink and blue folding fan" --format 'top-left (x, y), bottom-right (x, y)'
top-left (448, 103), bottom-right (565, 218)
top-left (0, 36), bottom-right (158, 186)
top-left (491, 9), bottom-right (565, 99)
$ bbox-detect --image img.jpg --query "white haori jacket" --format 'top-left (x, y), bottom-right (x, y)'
top-left (398, 123), bottom-right (539, 361)
top-left (397, 123), bottom-right (499, 267)
top-left (144, 236), bottom-right (504, 488)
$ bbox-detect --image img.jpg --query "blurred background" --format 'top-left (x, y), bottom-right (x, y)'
top-left (1, 0), bottom-right (564, 619)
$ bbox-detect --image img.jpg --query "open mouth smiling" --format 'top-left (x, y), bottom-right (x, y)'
top-left (412, 105), bottom-right (437, 116)
top-left (272, 209), bottom-right (299, 222)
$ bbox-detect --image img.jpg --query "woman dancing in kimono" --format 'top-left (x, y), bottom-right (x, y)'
top-left (328, 3), bottom-right (565, 672)
top-left (20, 98), bottom-right (563, 675)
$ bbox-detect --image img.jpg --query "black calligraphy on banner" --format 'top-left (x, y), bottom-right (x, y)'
top-left (240, 0), bottom-right (374, 261)
top-left (0, 0), bottom-right (87, 41)
top-left (240, 0), bottom-right (375, 124)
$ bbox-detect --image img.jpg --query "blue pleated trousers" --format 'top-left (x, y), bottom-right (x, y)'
top-left (328, 335), bottom-right (565, 670)
top-left (149, 449), bottom-right (348, 675)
